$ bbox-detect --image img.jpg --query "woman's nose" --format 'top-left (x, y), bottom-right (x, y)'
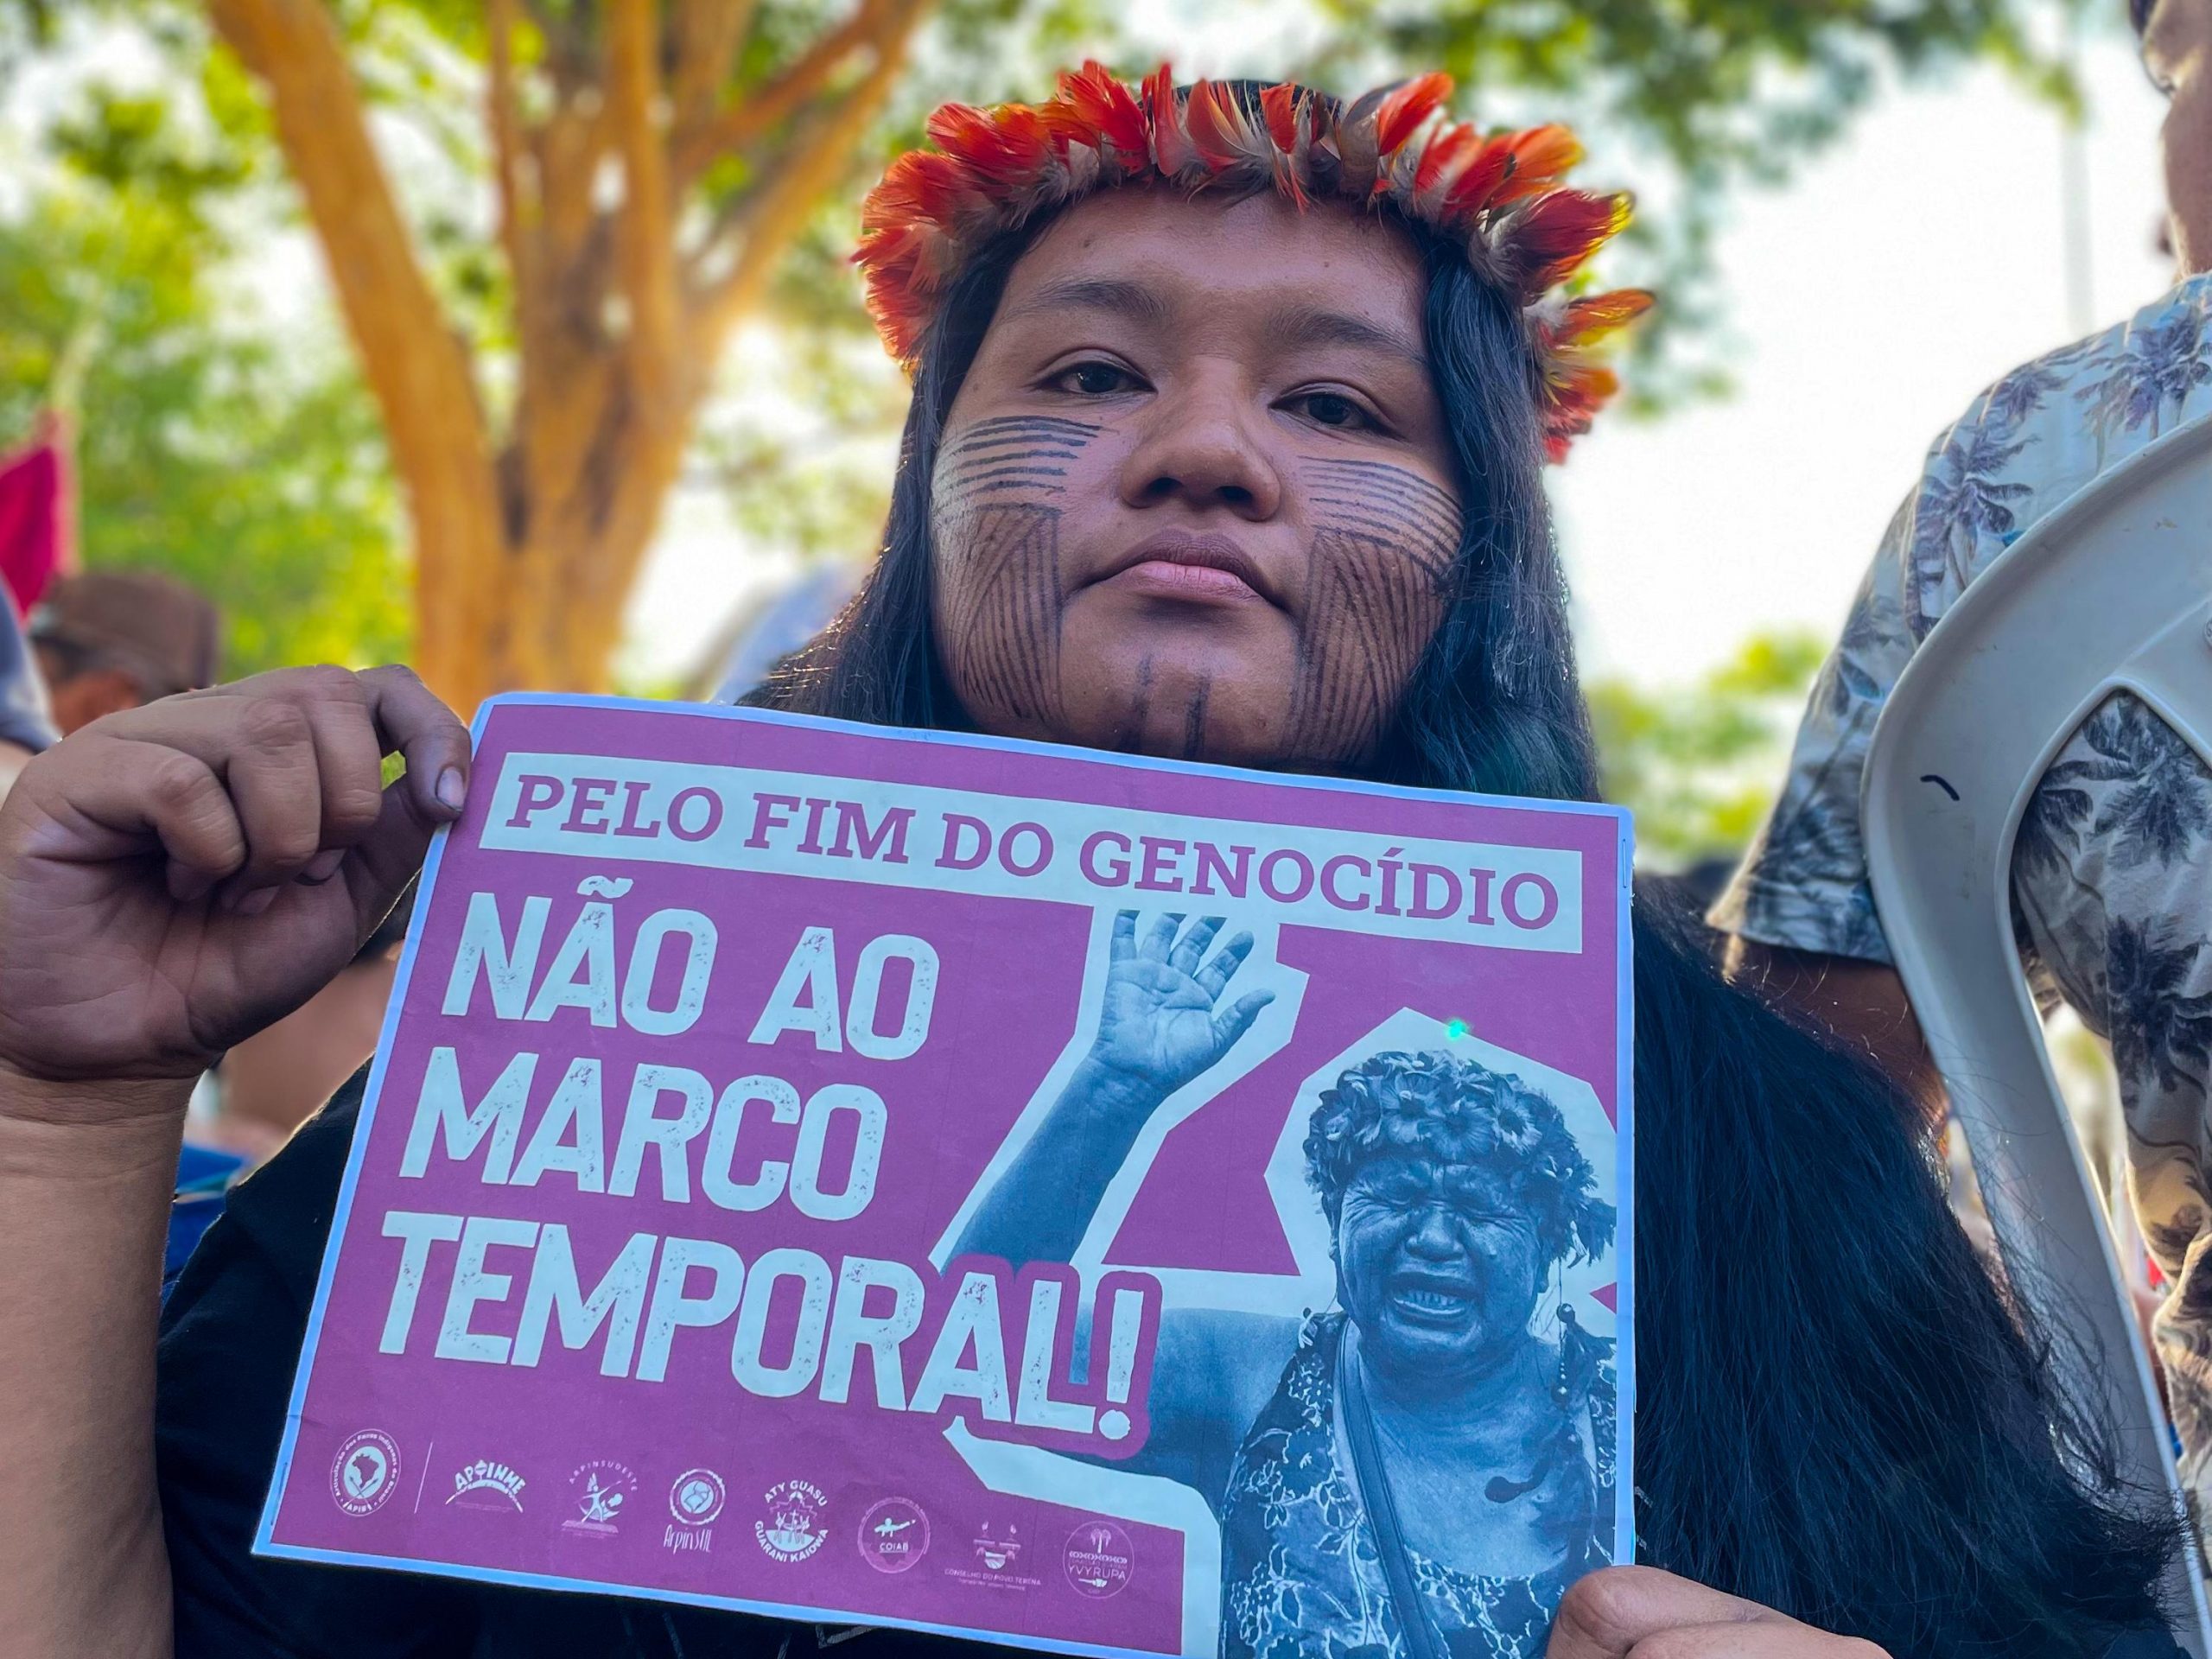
top-left (1404, 1205), bottom-right (1463, 1258)
top-left (1118, 372), bottom-right (1282, 521)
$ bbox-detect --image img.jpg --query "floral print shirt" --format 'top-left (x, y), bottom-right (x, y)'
top-left (1710, 272), bottom-right (2212, 1530)
top-left (1218, 1312), bottom-right (1613, 1659)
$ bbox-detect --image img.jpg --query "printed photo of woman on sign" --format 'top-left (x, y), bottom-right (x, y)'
top-left (952, 910), bottom-right (1618, 1659)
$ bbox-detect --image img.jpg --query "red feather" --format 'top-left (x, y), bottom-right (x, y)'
top-left (1374, 72), bottom-right (1452, 159)
top-left (1055, 60), bottom-right (1151, 164)
top-left (1491, 124), bottom-right (1583, 205)
top-left (1184, 81), bottom-right (1236, 168)
top-left (1142, 64), bottom-right (1191, 174)
top-left (1412, 122), bottom-right (1480, 211)
top-left (1185, 80), bottom-right (1274, 181)
top-left (929, 102), bottom-right (1053, 188)
top-left (1512, 188), bottom-right (1630, 294)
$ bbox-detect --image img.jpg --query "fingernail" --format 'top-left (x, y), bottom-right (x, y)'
top-left (435, 767), bottom-right (467, 812)
top-left (301, 849), bottom-right (346, 885)
top-left (237, 887), bottom-right (278, 918)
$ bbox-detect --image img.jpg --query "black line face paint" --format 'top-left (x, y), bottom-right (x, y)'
top-left (1181, 675), bottom-right (1212, 759)
top-left (931, 416), bottom-right (1103, 734)
top-left (1285, 454), bottom-right (1463, 765)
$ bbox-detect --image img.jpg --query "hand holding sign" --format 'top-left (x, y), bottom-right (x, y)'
top-left (1084, 911), bottom-right (1275, 1102)
top-left (0, 665), bottom-right (470, 1090)
top-left (1544, 1570), bottom-right (1891, 1659)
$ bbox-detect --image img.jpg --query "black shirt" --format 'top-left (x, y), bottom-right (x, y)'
top-left (156, 1071), bottom-right (983, 1659)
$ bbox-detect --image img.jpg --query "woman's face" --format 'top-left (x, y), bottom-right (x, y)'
top-left (931, 187), bottom-right (1464, 770)
top-left (1334, 1154), bottom-right (1547, 1390)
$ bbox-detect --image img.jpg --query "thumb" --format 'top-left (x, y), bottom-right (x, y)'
top-left (1547, 1569), bottom-right (1811, 1659)
top-left (1209, 988), bottom-right (1274, 1054)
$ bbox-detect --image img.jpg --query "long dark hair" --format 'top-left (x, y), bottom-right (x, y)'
top-left (752, 188), bottom-right (2183, 1651)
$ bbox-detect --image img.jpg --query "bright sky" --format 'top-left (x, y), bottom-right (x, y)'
top-left (626, 27), bottom-right (2181, 693)
top-left (1550, 35), bottom-right (2177, 685)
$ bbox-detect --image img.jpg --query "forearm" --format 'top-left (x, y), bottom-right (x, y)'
top-left (0, 1076), bottom-right (188, 1659)
top-left (954, 1060), bottom-right (1160, 1264)
top-left (1724, 938), bottom-right (1944, 1122)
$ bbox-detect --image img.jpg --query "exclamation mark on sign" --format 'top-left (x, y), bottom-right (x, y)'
top-left (1096, 1287), bottom-right (1143, 1442)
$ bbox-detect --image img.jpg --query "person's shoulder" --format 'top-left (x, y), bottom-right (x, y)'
top-left (1895, 276), bottom-right (2212, 631)
top-left (1942, 274), bottom-right (2212, 455)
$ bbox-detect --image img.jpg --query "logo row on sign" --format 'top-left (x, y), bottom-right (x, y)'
top-left (326, 1429), bottom-right (1135, 1596)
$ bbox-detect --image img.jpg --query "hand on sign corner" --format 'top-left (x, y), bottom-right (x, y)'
top-left (1547, 1568), bottom-right (1892, 1659)
top-left (0, 665), bottom-right (470, 1102)
top-left (1082, 910), bottom-right (1274, 1103)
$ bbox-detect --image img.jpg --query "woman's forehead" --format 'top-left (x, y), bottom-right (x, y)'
top-left (1348, 1154), bottom-right (1514, 1198)
top-left (997, 187), bottom-right (1432, 351)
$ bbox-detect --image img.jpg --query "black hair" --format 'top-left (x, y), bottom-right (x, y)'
top-left (752, 180), bottom-right (2183, 1651)
top-left (1303, 1048), bottom-right (1616, 1268)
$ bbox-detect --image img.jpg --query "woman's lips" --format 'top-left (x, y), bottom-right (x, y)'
top-left (1093, 531), bottom-right (1274, 604)
top-left (1107, 558), bottom-right (1263, 601)
top-left (1388, 1281), bottom-right (1478, 1324)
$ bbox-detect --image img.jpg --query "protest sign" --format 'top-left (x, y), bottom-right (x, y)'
top-left (257, 695), bottom-right (1633, 1658)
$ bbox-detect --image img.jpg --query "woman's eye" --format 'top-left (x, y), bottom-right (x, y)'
top-left (1294, 391), bottom-right (1377, 432)
top-left (1054, 362), bottom-right (1135, 397)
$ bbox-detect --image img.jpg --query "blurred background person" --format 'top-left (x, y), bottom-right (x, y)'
top-left (0, 596), bottom-right (54, 802)
top-left (27, 569), bottom-right (221, 734)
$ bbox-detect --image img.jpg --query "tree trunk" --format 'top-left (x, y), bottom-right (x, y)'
top-left (207, 0), bottom-right (929, 716)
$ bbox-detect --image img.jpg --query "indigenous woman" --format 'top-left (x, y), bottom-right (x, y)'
top-left (0, 64), bottom-right (2188, 1659)
top-left (953, 917), bottom-right (1621, 1659)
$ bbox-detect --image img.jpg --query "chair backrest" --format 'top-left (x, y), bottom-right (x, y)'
top-left (1865, 410), bottom-right (2212, 1652)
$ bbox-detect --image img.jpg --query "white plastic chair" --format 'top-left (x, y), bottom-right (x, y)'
top-left (1865, 410), bottom-right (2212, 1652)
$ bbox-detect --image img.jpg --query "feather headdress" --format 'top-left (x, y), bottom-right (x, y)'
top-left (855, 63), bottom-right (1652, 461)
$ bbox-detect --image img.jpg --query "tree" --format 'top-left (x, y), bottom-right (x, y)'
top-left (0, 124), bottom-right (410, 676)
top-left (178, 0), bottom-right (935, 710)
top-left (1589, 631), bottom-right (1825, 868)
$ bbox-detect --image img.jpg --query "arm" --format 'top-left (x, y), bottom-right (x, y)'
top-left (0, 1078), bottom-right (185, 1659)
top-left (951, 911), bottom-right (1285, 1499)
top-left (1709, 497), bottom-right (1943, 1119)
top-left (953, 910), bottom-right (1273, 1265)
top-left (0, 666), bottom-right (469, 1659)
top-left (1723, 938), bottom-right (1943, 1120)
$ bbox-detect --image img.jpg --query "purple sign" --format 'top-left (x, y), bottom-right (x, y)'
top-left (258, 696), bottom-right (1634, 1658)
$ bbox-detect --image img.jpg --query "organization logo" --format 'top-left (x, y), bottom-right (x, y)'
top-left (329, 1430), bottom-right (400, 1518)
top-left (1063, 1521), bottom-right (1135, 1599)
top-left (858, 1497), bottom-right (930, 1574)
top-left (560, 1460), bottom-right (638, 1539)
top-left (944, 1518), bottom-right (1043, 1592)
top-left (756, 1478), bottom-right (830, 1563)
top-left (664, 1467), bottom-right (724, 1555)
top-left (445, 1457), bottom-right (527, 1512)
